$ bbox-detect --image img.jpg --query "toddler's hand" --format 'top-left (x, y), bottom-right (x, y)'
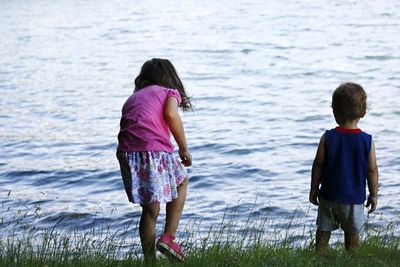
top-left (309, 190), bottom-right (319, 206)
top-left (179, 149), bottom-right (192, 167)
top-left (365, 195), bottom-right (378, 213)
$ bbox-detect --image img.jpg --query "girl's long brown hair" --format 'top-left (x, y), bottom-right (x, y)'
top-left (134, 58), bottom-right (193, 111)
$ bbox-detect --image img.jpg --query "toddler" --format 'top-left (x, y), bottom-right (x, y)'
top-left (309, 82), bottom-right (379, 253)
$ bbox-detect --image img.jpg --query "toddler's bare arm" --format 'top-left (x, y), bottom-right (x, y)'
top-left (366, 140), bottom-right (379, 213)
top-left (310, 134), bottom-right (325, 205)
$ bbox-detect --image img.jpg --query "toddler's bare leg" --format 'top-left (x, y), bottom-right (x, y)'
top-left (316, 229), bottom-right (331, 254)
top-left (140, 202), bottom-right (160, 261)
top-left (344, 232), bottom-right (359, 253)
top-left (164, 178), bottom-right (188, 236)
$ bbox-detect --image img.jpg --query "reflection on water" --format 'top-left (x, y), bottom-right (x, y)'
top-left (1, 0), bottom-right (400, 244)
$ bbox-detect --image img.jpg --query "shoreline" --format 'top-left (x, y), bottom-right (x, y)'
top-left (1, 214), bottom-right (399, 266)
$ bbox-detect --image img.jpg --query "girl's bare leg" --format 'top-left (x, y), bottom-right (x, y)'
top-left (164, 178), bottom-right (188, 236)
top-left (140, 202), bottom-right (160, 261)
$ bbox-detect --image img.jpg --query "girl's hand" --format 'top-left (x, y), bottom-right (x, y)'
top-left (179, 149), bottom-right (192, 167)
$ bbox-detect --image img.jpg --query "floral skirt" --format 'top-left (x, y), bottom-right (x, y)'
top-left (117, 151), bottom-right (188, 204)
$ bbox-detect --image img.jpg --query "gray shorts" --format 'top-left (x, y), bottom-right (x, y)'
top-left (317, 197), bottom-right (365, 234)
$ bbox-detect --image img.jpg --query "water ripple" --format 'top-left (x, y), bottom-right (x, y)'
top-left (0, 0), bottom-right (399, 240)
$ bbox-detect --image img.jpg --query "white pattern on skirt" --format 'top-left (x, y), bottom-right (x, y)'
top-left (117, 151), bottom-right (188, 204)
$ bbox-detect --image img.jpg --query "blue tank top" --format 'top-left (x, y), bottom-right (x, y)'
top-left (319, 127), bottom-right (372, 204)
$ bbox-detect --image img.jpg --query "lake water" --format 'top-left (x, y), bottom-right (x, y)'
top-left (1, 0), bottom-right (399, 248)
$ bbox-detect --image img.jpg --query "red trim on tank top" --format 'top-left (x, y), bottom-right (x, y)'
top-left (335, 126), bottom-right (362, 134)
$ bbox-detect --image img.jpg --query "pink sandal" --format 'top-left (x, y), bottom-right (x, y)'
top-left (156, 234), bottom-right (185, 262)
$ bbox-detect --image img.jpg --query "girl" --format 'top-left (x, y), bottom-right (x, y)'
top-left (117, 58), bottom-right (193, 262)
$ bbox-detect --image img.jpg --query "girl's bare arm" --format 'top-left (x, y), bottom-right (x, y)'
top-left (164, 97), bottom-right (192, 167)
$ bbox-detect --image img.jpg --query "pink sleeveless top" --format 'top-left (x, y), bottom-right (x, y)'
top-left (117, 85), bottom-right (182, 153)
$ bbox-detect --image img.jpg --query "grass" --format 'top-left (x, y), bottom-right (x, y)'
top-left (1, 234), bottom-right (400, 267)
top-left (1, 206), bottom-right (400, 266)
